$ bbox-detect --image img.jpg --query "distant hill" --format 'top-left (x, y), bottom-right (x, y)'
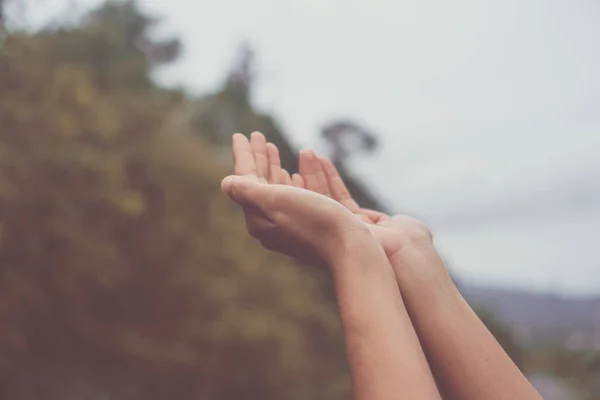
top-left (460, 283), bottom-right (600, 350)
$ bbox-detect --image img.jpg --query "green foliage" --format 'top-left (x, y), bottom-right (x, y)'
top-left (0, 7), bottom-right (350, 399)
top-left (191, 44), bottom-right (384, 212)
top-left (526, 348), bottom-right (600, 399)
top-left (42, 0), bottom-right (180, 91)
top-left (2, 2), bottom-right (597, 399)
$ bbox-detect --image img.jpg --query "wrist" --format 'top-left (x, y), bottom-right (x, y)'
top-left (388, 238), bottom-right (436, 270)
top-left (328, 232), bottom-right (399, 303)
top-left (389, 241), bottom-right (457, 298)
top-left (327, 221), bottom-right (387, 273)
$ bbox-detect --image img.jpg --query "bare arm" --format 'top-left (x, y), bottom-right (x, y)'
top-left (389, 243), bottom-right (541, 400)
top-left (331, 235), bottom-right (442, 400)
top-left (294, 151), bottom-right (542, 400)
top-left (226, 132), bottom-right (442, 400)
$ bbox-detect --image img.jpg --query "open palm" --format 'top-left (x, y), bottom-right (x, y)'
top-left (293, 149), bottom-right (433, 261)
top-left (225, 132), bottom-right (367, 266)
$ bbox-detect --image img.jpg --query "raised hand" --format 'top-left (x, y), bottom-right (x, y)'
top-left (296, 149), bottom-right (433, 262)
top-left (223, 132), bottom-right (371, 266)
top-left (225, 134), bottom-right (451, 400)
top-left (247, 141), bottom-right (542, 400)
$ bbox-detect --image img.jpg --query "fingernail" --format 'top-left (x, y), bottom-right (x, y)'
top-left (221, 175), bottom-right (237, 194)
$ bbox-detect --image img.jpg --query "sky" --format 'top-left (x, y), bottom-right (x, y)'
top-left (31, 0), bottom-right (600, 296)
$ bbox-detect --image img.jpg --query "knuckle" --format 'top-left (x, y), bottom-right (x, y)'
top-left (412, 221), bottom-right (433, 241)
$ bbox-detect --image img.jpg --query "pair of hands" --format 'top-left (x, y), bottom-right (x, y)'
top-left (221, 132), bottom-right (432, 267)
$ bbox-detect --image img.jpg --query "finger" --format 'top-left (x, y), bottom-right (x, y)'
top-left (266, 142), bottom-right (293, 185)
top-left (299, 150), bottom-right (328, 194)
top-left (232, 133), bottom-right (258, 177)
top-left (250, 131), bottom-right (269, 182)
top-left (291, 173), bottom-right (305, 188)
top-left (281, 169), bottom-right (293, 186)
top-left (266, 142), bottom-right (283, 184)
top-left (314, 155), bottom-right (333, 197)
top-left (221, 175), bottom-right (265, 210)
top-left (319, 156), bottom-right (360, 212)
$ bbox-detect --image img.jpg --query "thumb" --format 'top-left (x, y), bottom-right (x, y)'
top-left (221, 175), bottom-right (263, 208)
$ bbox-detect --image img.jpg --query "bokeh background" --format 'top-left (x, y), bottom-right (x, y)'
top-left (1, 0), bottom-right (599, 399)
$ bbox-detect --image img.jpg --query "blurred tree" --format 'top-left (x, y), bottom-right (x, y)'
top-left (0, 3), bottom-right (351, 399)
top-left (0, 0), bottom-right (5, 30)
top-left (43, 0), bottom-right (180, 90)
top-left (0, 0), bottom-right (8, 39)
top-left (191, 43), bottom-right (301, 178)
top-left (85, 0), bottom-right (180, 66)
top-left (321, 120), bottom-right (379, 165)
top-left (316, 120), bottom-right (383, 210)
top-left (546, 349), bottom-right (600, 399)
top-left (192, 44), bottom-right (385, 212)
top-left (4, 1), bottom-right (593, 399)
top-left (0, 0), bottom-right (24, 46)
top-left (224, 41), bottom-right (254, 106)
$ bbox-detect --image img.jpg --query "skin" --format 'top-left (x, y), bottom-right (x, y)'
top-left (290, 144), bottom-right (543, 400)
top-left (223, 132), bottom-right (442, 400)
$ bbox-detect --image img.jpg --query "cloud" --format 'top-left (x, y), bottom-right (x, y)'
top-left (146, 0), bottom-right (600, 294)
top-left (400, 155), bottom-right (600, 233)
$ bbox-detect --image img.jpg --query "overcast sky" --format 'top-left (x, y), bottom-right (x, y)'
top-left (34, 0), bottom-right (600, 295)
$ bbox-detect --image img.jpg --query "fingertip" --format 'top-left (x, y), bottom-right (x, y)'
top-left (298, 149), bottom-right (310, 159)
top-left (292, 173), bottom-right (305, 188)
top-left (266, 142), bottom-right (280, 157)
top-left (299, 149), bottom-right (319, 172)
top-left (222, 175), bottom-right (257, 200)
top-left (281, 169), bottom-right (292, 185)
top-left (314, 153), bottom-right (325, 170)
top-left (298, 150), bottom-right (309, 173)
top-left (221, 175), bottom-right (234, 195)
top-left (232, 133), bottom-right (247, 144)
top-left (318, 155), bottom-right (335, 173)
top-left (317, 154), bottom-right (331, 164)
top-left (222, 175), bottom-right (242, 195)
top-left (250, 131), bottom-right (266, 142)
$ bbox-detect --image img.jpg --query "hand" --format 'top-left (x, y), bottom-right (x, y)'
top-left (222, 132), bottom-right (371, 266)
top-left (295, 148), bottom-right (434, 262)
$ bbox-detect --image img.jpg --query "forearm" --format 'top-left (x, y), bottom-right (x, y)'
top-left (330, 235), bottom-right (441, 400)
top-left (390, 243), bottom-right (541, 400)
